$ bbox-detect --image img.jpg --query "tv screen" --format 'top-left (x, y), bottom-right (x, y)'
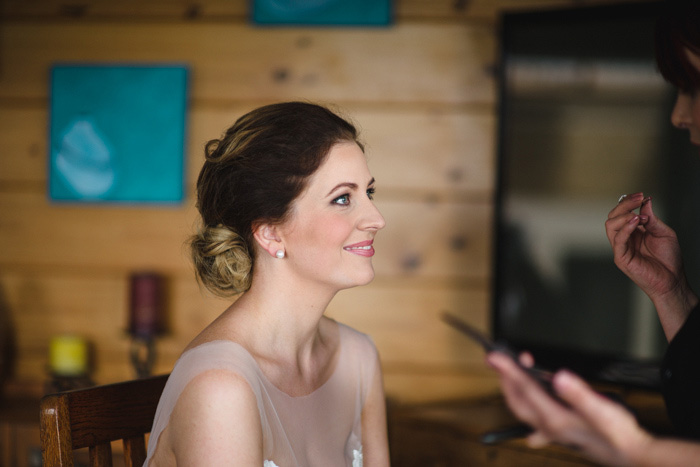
top-left (493, 0), bottom-right (700, 389)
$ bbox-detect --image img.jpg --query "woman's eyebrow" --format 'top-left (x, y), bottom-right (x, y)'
top-left (326, 178), bottom-right (375, 197)
top-left (326, 182), bottom-right (358, 197)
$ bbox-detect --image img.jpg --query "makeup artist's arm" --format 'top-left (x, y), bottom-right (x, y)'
top-left (605, 193), bottom-right (699, 341)
top-left (487, 352), bottom-right (700, 467)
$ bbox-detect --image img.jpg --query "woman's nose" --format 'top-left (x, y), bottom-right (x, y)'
top-left (362, 200), bottom-right (386, 231)
top-left (671, 92), bottom-right (692, 130)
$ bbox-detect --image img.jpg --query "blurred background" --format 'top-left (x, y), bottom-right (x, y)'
top-left (0, 0), bottom-right (658, 465)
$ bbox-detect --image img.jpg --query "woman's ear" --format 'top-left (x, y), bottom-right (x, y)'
top-left (252, 223), bottom-right (284, 259)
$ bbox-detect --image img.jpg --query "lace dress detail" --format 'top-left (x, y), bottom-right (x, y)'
top-left (263, 449), bottom-right (362, 467)
top-left (264, 451), bottom-right (362, 467)
top-left (353, 447), bottom-right (363, 467)
top-left (144, 322), bottom-right (377, 466)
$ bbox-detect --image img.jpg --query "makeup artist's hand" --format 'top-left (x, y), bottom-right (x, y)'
top-left (487, 352), bottom-right (700, 467)
top-left (487, 352), bottom-right (650, 466)
top-left (605, 192), bottom-right (698, 340)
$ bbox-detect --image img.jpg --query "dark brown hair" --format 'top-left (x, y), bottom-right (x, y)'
top-left (655, 0), bottom-right (700, 91)
top-left (189, 102), bottom-right (362, 296)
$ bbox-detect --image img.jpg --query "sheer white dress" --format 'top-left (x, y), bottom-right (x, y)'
top-left (144, 321), bottom-right (378, 467)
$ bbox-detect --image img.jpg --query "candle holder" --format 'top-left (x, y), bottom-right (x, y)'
top-left (129, 336), bottom-right (156, 379)
top-left (128, 272), bottom-right (165, 378)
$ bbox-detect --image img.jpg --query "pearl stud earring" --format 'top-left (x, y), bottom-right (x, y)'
top-left (275, 249), bottom-right (285, 259)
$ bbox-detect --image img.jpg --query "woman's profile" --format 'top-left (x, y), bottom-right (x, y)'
top-left (144, 102), bottom-right (390, 466)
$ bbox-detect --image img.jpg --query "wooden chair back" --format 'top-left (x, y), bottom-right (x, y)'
top-left (40, 374), bottom-right (168, 467)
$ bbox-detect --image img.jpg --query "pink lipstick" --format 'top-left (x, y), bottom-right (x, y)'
top-left (343, 240), bottom-right (375, 257)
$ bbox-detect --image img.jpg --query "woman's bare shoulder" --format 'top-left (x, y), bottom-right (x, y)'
top-left (166, 369), bottom-right (263, 464)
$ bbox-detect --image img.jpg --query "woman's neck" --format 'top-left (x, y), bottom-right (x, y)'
top-left (226, 267), bottom-right (338, 361)
top-left (221, 280), bottom-right (340, 396)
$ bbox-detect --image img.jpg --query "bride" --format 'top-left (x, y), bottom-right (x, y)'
top-left (144, 102), bottom-right (390, 466)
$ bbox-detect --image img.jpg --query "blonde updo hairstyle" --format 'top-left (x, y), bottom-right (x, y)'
top-left (190, 102), bottom-right (362, 297)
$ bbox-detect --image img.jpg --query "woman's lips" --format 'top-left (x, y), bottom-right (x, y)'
top-left (343, 240), bottom-right (375, 257)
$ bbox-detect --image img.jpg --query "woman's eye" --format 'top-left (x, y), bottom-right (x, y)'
top-left (333, 194), bottom-right (350, 205)
top-left (367, 188), bottom-right (376, 200)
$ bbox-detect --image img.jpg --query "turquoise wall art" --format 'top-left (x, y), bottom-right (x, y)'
top-left (49, 64), bottom-right (189, 204)
top-left (252, 0), bottom-right (392, 26)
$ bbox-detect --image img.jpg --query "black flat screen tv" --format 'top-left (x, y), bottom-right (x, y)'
top-left (493, 0), bottom-right (700, 389)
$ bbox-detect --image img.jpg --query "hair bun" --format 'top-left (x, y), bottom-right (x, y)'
top-left (189, 225), bottom-right (252, 296)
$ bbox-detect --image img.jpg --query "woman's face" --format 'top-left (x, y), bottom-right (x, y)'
top-left (671, 47), bottom-right (700, 146)
top-left (278, 141), bottom-right (386, 291)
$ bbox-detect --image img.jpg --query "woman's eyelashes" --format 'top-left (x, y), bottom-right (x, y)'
top-left (331, 187), bottom-right (376, 206)
top-left (332, 194), bottom-right (351, 206)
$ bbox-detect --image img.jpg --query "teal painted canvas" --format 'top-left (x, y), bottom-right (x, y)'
top-left (252, 0), bottom-right (392, 26)
top-left (49, 65), bottom-right (188, 204)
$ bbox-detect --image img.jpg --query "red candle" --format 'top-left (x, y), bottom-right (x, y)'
top-left (128, 272), bottom-right (164, 338)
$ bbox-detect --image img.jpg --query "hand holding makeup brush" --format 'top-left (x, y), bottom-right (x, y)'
top-left (605, 192), bottom-right (698, 341)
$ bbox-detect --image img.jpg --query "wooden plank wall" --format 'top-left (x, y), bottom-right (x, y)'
top-left (0, 0), bottom-right (637, 403)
